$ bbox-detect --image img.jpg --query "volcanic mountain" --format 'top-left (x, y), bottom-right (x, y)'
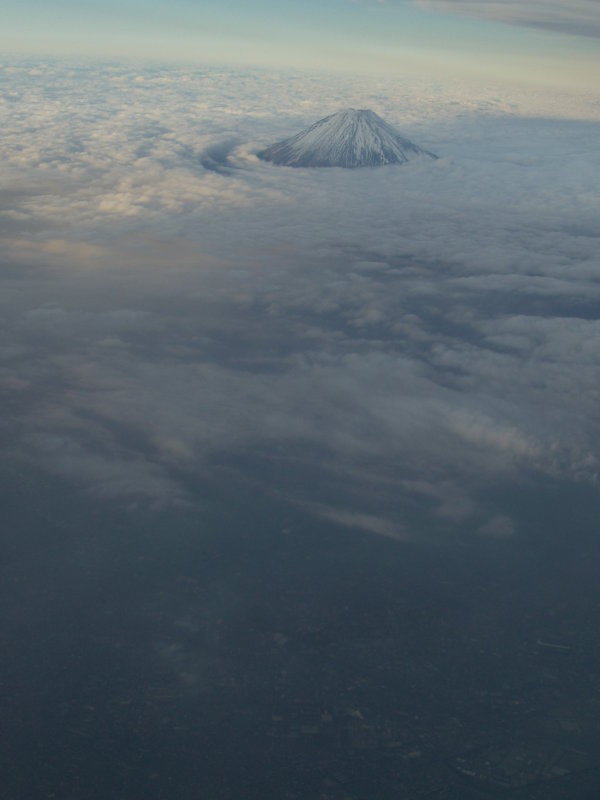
top-left (257, 108), bottom-right (437, 168)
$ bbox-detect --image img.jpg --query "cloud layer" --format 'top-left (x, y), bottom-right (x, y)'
top-left (1, 60), bottom-right (599, 540)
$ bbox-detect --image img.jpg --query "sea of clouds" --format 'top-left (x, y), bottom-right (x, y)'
top-left (1, 59), bottom-right (599, 542)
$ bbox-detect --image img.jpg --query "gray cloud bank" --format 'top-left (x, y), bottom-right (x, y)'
top-left (1, 61), bottom-right (599, 541)
top-left (417, 0), bottom-right (600, 38)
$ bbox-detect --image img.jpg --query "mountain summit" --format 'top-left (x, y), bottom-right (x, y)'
top-left (257, 108), bottom-right (437, 168)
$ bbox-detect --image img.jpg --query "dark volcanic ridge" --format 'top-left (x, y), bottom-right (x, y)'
top-left (257, 108), bottom-right (438, 168)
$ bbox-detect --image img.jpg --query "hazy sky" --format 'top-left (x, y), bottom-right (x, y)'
top-left (2, 0), bottom-right (600, 91)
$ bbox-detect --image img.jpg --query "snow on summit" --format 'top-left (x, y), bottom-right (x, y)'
top-left (257, 108), bottom-right (437, 168)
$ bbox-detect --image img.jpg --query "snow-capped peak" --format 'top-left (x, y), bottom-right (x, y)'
top-left (258, 108), bottom-right (437, 168)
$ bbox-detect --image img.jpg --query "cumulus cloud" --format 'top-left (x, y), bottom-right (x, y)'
top-left (1, 60), bottom-right (599, 541)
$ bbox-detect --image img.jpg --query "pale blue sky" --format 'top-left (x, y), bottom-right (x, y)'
top-left (2, 0), bottom-right (599, 91)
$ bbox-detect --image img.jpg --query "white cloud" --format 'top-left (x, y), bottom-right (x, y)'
top-left (477, 515), bottom-right (516, 539)
top-left (1, 61), bottom-right (599, 537)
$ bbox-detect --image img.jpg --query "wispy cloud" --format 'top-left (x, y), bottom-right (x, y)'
top-left (417, 0), bottom-right (600, 38)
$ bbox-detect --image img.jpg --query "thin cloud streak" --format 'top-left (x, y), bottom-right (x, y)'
top-left (417, 0), bottom-right (600, 38)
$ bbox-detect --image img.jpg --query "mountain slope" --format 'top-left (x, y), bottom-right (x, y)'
top-left (257, 108), bottom-right (437, 168)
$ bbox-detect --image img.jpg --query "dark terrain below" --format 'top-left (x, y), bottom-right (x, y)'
top-left (1, 465), bottom-right (599, 799)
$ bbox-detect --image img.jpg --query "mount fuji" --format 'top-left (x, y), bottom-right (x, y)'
top-left (257, 108), bottom-right (437, 168)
